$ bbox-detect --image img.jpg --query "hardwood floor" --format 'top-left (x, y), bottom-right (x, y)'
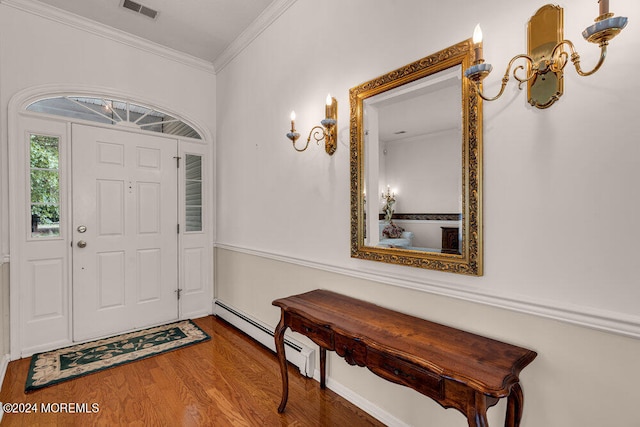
top-left (0, 316), bottom-right (384, 426)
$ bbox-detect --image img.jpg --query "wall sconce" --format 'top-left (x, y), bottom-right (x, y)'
top-left (381, 186), bottom-right (396, 203)
top-left (381, 186), bottom-right (396, 223)
top-left (287, 94), bottom-right (337, 155)
top-left (464, 1), bottom-right (628, 109)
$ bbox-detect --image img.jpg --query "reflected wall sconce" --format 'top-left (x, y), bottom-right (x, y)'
top-left (464, 1), bottom-right (628, 109)
top-left (381, 186), bottom-right (396, 204)
top-left (381, 186), bottom-right (396, 223)
top-left (287, 94), bottom-right (337, 155)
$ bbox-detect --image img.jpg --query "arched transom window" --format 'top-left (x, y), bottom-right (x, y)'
top-left (27, 96), bottom-right (202, 139)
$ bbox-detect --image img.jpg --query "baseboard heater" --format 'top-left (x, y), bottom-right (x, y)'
top-left (213, 299), bottom-right (315, 377)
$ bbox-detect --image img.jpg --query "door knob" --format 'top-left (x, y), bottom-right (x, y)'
top-left (77, 240), bottom-right (87, 248)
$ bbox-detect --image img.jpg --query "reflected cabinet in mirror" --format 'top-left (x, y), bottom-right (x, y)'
top-left (350, 39), bottom-right (483, 275)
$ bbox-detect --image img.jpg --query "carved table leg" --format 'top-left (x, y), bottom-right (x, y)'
top-left (504, 383), bottom-right (524, 427)
top-left (320, 347), bottom-right (327, 389)
top-left (466, 392), bottom-right (489, 427)
top-left (275, 311), bottom-right (289, 413)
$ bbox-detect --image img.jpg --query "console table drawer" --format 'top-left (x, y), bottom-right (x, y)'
top-left (334, 333), bottom-right (367, 366)
top-left (288, 313), bottom-right (333, 348)
top-left (366, 349), bottom-right (444, 401)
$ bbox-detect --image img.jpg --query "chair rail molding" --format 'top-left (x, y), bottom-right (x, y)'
top-left (215, 243), bottom-right (640, 340)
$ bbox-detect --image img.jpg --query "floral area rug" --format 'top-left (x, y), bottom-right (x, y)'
top-left (25, 320), bottom-right (210, 392)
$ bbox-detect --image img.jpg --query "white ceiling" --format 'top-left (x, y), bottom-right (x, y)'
top-left (372, 66), bottom-right (462, 143)
top-left (34, 0), bottom-right (276, 64)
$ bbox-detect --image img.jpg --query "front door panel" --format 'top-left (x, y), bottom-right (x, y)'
top-left (72, 124), bottom-right (178, 341)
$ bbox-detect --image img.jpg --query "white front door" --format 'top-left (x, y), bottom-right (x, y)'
top-left (71, 124), bottom-right (178, 341)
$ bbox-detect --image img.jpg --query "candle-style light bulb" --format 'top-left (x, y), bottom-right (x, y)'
top-left (325, 93), bottom-right (333, 119)
top-left (473, 24), bottom-right (483, 63)
top-left (290, 110), bottom-right (296, 130)
top-left (473, 24), bottom-right (483, 44)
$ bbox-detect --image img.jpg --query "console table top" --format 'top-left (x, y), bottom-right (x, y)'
top-left (273, 289), bottom-right (537, 398)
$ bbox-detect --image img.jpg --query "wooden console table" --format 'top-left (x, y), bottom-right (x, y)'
top-left (273, 290), bottom-right (537, 427)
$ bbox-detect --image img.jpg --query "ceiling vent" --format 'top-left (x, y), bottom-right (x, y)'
top-left (121, 0), bottom-right (158, 20)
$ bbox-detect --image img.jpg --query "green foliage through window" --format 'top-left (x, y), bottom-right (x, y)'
top-left (30, 134), bottom-right (60, 237)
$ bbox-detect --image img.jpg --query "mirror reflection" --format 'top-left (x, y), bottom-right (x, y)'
top-left (363, 66), bottom-right (462, 254)
top-left (350, 39), bottom-right (483, 275)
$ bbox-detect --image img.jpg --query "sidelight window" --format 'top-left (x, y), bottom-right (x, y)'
top-left (185, 154), bottom-right (203, 232)
top-left (30, 134), bottom-right (60, 238)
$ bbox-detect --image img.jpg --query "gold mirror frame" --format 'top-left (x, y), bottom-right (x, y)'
top-left (349, 39), bottom-right (483, 275)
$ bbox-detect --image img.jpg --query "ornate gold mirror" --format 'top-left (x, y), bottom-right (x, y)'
top-left (350, 39), bottom-right (483, 275)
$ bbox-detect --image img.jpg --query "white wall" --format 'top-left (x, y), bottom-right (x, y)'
top-left (394, 220), bottom-right (461, 250)
top-left (215, 0), bottom-right (640, 426)
top-left (216, 249), bottom-right (640, 426)
top-left (383, 130), bottom-right (461, 214)
top-left (0, 2), bottom-right (216, 357)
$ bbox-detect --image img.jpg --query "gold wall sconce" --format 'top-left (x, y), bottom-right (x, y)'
top-left (464, 1), bottom-right (628, 109)
top-left (287, 94), bottom-right (337, 155)
top-left (381, 186), bottom-right (396, 222)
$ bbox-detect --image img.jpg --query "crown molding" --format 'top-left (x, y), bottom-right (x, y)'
top-left (213, 0), bottom-right (298, 73)
top-left (0, 0), bottom-right (216, 74)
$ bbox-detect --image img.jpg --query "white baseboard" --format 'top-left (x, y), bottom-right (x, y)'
top-left (0, 353), bottom-right (11, 423)
top-left (212, 299), bottom-right (314, 377)
top-left (0, 353), bottom-right (10, 386)
top-left (321, 371), bottom-right (410, 427)
top-left (213, 299), bottom-right (408, 426)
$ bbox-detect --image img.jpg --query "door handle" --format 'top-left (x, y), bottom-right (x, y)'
top-left (77, 240), bottom-right (87, 248)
